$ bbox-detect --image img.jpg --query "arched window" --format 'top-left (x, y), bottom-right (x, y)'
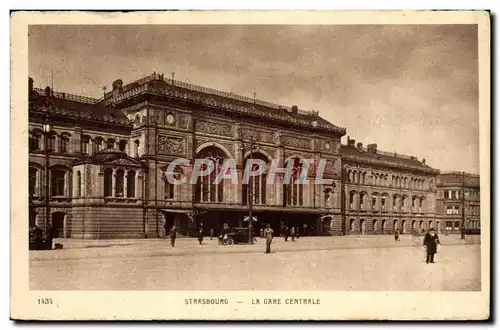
top-left (382, 220), bottom-right (387, 232)
top-left (127, 170), bottom-right (135, 198)
top-left (347, 170), bottom-right (352, 183)
top-left (134, 140), bottom-right (140, 158)
top-left (350, 219), bottom-right (355, 231)
top-left (393, 195), bottom-right (398, 211)
top-left (119, 140), bottom-right (128, 153)
top-left (29, 167), bottom-right (39, 196)
top-left (371, 193), bottom-right (378, 210)
top-left (359, 192), bottom-right (366, 209)
top-left (75, 170), bottom-right (81, 197)
top-left (116, 169), bottom-right (125, 197)
top-left (195, 146), bottom-right (226, 203)
top-left (50, 169), bottom-right (66, 196)
top-left (60, 133), bottom-right (70, 153)
top-left (373, 220), bottom-right (378, 232)
top-left (393, 219), bottom-right (398, 231)
top-left (412, 220), bottom-right (417, 230)
top-left (402, 196), bottom-right (408, 212)
top-left (381, 194), bottom-right (387, 211)
top-left (349, 191), bottom-right (356, 209)
top-left (419, 197), bottom-right (425, 213)
top-left (104, 168), bottom-right (113, 197)
top-left (284, 158), bottom-right (303, 206)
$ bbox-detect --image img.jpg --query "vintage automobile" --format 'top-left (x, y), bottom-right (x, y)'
top-left (218, 227), bottom-right (257, 245)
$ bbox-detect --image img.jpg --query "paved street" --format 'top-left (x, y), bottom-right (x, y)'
top-left (30, 235), bottom-right (481, 291)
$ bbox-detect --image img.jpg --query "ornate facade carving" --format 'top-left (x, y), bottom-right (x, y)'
top-left (157, 136), bottom-right (186, 156)
top-left (196, 120), bottom-right (232, 136)
top-left (283, 135), bottom-right (311, 149)
top-left (85, 165), bottom-right (92, 196)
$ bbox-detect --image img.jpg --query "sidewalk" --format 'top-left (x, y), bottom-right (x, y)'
top-left (30, 234), bottom-right (480, 262)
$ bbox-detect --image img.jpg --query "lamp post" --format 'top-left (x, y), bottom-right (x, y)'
top-left (42, 118), bottom-right (52, 231)
top-left (247, 138), bottom-right (258, 244)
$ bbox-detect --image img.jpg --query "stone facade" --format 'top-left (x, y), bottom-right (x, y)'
top-left (27, 73), bottom-right (480, 239)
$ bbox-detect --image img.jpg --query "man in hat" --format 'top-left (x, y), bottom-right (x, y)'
top-left (423, 228), bottom-right (441, 264)
top-left (169, 225), bottom-right (177, 247)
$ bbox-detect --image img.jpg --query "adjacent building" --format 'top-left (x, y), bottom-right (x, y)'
top-left (27, 73), bottom-right (480, 239)
top-left (340, 137), bottom-right (440, 235)
top-left (436, 172), bottom-right (481, 233)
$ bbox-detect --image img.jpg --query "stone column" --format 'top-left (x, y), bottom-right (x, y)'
top-left (112, 169), bottom-right (116, 197)
top-left (124, 171), bottom-right (128, 198)
top-left (274, 147), bottom-right (284, 206)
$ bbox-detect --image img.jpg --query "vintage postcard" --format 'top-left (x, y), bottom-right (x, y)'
top-left (11, 10), bottom-right (490, 320)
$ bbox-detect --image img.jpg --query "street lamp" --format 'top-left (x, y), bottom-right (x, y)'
top-left (246, 138), bottom-right (258, 244)
top-left (42, 118), bottom-right (52, 231)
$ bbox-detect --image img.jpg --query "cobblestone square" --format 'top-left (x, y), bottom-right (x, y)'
top-left (29, 235), bottom-right (481, 291)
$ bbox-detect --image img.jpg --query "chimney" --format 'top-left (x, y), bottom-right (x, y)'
top-left (28, 77), bottom-right (33, 93)
top-left (112, 79), bottom-right (123, 98)
top-left (356, 142), bottom-right (363, 150)
top-left (347, 136), bottom-right (355, 147)
top-left (291, 105), bottom-right (298, 114)
top-left (367, 143), bottom-right (377, 153)
top-left (422, 158), bottom-right (426, 164)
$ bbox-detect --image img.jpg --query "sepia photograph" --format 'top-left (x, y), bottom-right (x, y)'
top-left (11, 10), bottom-right (490, 320)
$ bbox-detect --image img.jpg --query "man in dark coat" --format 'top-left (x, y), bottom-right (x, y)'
top-left (423, 228), bottom-right (441, 264)
top-left (198, 228), bottom-right (204, 245)
top-left (169, 225), bottom-right (177, 247)
top-left (394, 229), bottom-right (400, 241)
top-left (33, 225), bottom-right (43, 250)
top-left (283, 226), bottom-right (289, 241)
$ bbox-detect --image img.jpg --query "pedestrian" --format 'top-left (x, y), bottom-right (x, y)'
top-left (33, 225), bottom-right (43, 250)
top-left (169, 225), bottom-right (177, 247)
top-left (198, 228), bottom-right (204, 245)
top-left (284, 226), bottom-right (289, 241)
top-left (295, 227), bottom-right (300, 240)
top-left (290, 227), bottom-right (295, 242)
top-left (45, 225), bottom-right (53, 250)
top-left (264, 224), bottom-right (274, 254)
top-left (210, 228), bottom-right (214, 240)
top-left (394, 229), bottom-right (400, 241)
top-left (423, 228), bottom-right (441, 264)
top-left (260, 228), bottom-right (264, 239)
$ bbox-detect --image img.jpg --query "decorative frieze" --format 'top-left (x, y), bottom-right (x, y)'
top-left (283, 135), bottom-right (311, 149)
top-left (157, 136), bottom-right (186, 156)
top-left (196, 120), bottom-right (232, 136)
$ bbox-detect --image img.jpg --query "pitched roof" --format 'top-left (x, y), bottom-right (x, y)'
top-left (73, 148), bottom-right (144, 167)
top-left (437, 172), bottom-right (480, 187)
top-left (340, 144), bottom-right (439, 174)
top-left (29, 88), bottom-right (131, 126)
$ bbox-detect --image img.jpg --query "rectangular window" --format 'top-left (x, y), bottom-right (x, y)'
top-left (444, 190), bottom-right (449, 199)
top-left (446, 207), bottom-right (452, 215)
top-left (445, 221), bottom-right (453, 230)
top-left (165, 181), bottom-right (174, 199)
top-left (381, 197), bottom-right (386, 210)
top-left (454, 221), bottom-right (460, 230)
top-left (453, 206), bottom-right (460, 215)
top-left (61, 136), bottom-right (69, 153)
top-left (47, 135), bottom-right (55, 152)
top-left (372, 196), bottom-right (377, 210)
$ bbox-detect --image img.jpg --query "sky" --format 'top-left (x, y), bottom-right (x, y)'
top-left (28, 25), bottom-right (479, 174)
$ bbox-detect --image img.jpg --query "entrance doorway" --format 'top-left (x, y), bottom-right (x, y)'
top-left (51, 212), bottom-right (66, 238)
